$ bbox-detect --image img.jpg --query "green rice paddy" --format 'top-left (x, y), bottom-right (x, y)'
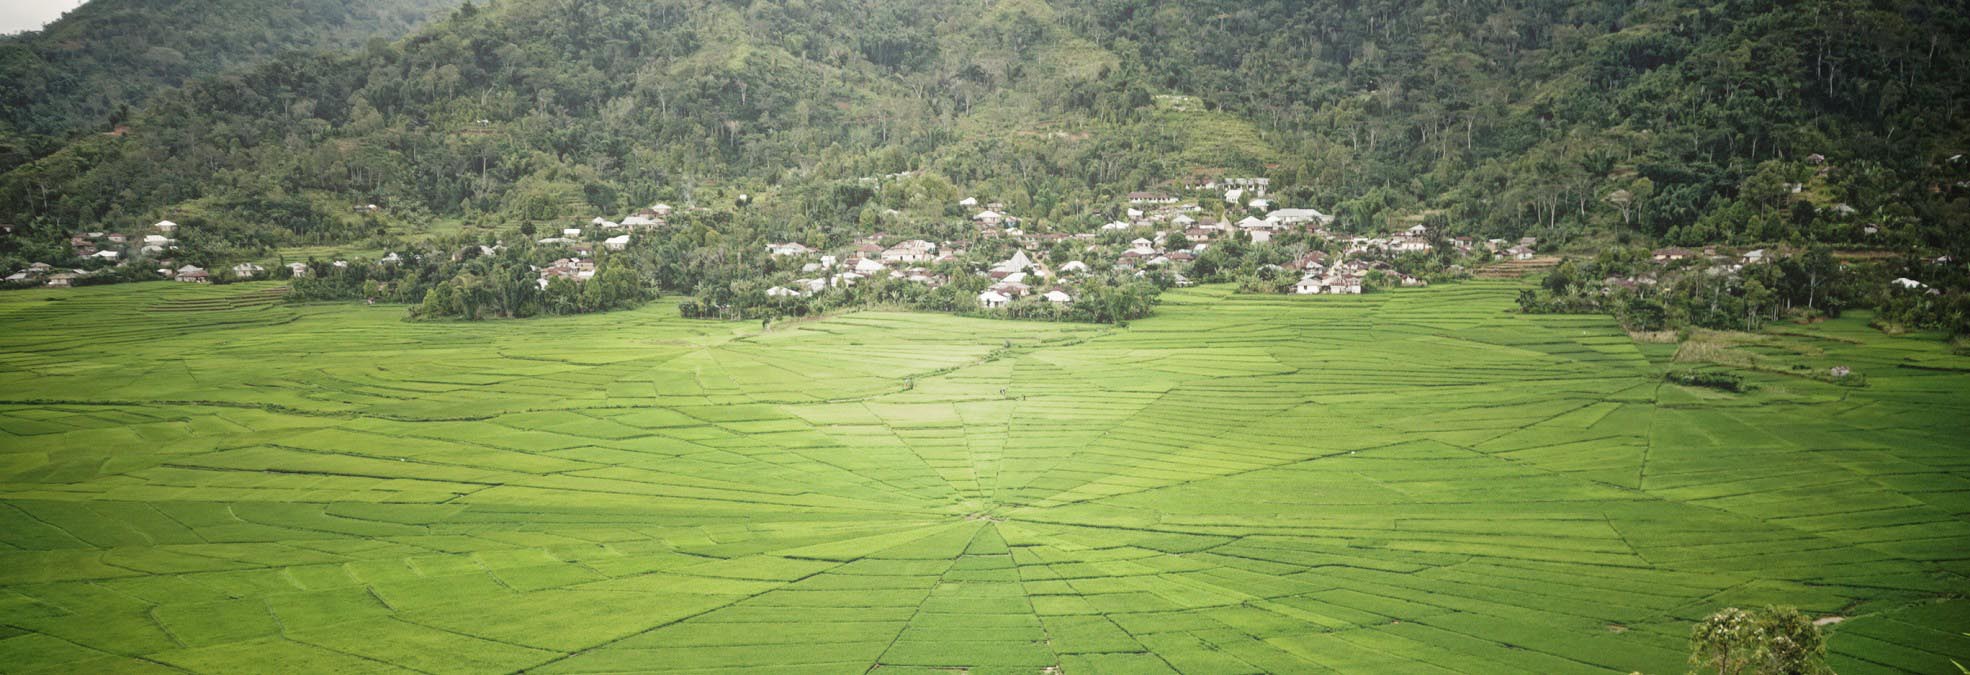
top-left (0, 281), bottom-right (1966, 673)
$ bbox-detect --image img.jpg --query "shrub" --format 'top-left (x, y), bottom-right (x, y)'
top-left (1666, 369), bottom-right (1746, 392)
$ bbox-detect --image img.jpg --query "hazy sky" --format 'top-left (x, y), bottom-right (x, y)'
top-left (1, 0), bottom-right (86, 35)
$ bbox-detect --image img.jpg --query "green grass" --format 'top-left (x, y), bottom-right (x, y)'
top-left (0, 280), bottom-right (1967, 672)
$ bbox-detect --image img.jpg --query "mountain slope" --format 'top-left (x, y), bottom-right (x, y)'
top-left (1, 0), bottom-right (1966, 260)
top-left (0, 0), bottom-right (464, 171)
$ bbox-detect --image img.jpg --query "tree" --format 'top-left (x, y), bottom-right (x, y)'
top-left (1689, 606), bottom-right (1829, 675)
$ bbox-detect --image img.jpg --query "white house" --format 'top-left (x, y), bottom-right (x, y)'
top-left (232, 263), bottom-right (264, 278)
top-left (1892, 277), bottom-right (1927, 289)
top-left (1392, 237), bottom-right (1432, 253)
top-left (1248, 198), bottom-right (1273, 211)
top-left (1294, 277), bottom-right (1324, 295)
top-left (1101, 221), bottom-right (1133, 231)
top-left (1129, 238), bottom-right (1156, 255)
top-left (852, 257), bottom-right (887, 274)
top-left (978, 290), bottom-right (1010, 308)
top-left (973, 210), bottom-right (1005, 226)
top-left (881, 240), bottom-right (937, 263)
top-left (91, 250), bottom-right (119, 261)
top-left (959, 197), bottom-right (978, 207)
top-left (1059, 260), bottom-right (1088, 274)
top-left (768, 242), bottom-right (812, 257)
top-left (287, 262), bottom-right (311, 278)
top-left (562, 228), bottom-right (582, 238)
top-left (622, 215), bottom-right (657, 228)
top-left (604, 235), bottom-right (631, 251)
top-left (153, 220), bottom-right (178, 233)
top-left (1325, 275), bottom-right (1363, 294)
top-left (1224, 188), bottom-right (1245, 204)
top-left (1043, 290), bottom-right (1073, 303)
top-left (766, 286), bottom-right (802, 298)
top-left (1266, 208), bottom-right (1334, 225)
top-left (993, 250), bottom-right (1034, 274)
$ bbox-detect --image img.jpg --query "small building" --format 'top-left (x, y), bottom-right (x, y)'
top-left (881, 240), bottom-right (937, 263)
top-left (1127, 192), bottom-right (1176, 205)
top-left (1266, 208), bottom-right (1335, 226)
top-left (767, 242), bottom-right (812, 257)
top-left (978, 290), bottom-right (1010, 308)
top-left (153, 220), bottom-right (178, 233)
top-left (1652, 247), bottom-right (1694, 262)
top-left (174, 265), bottom-right (209, 283)
top-left (992, 250), bottom-right (1034, 274)
top-left (1043, 290), bottom-right (1073, 303)
top-left (766, 286), bottom-right (802, 298)
top-left (287, 262), bottom-right (311, 278)
top-left (232, 263), bottom-right (264, 278)
top-left (604, 235), bottom-right (631, 251)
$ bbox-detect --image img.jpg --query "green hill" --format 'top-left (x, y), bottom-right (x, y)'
top-left (0, 0), bottom-right (464, 171)
top-left (1, 0), bottom-right (1967, 270)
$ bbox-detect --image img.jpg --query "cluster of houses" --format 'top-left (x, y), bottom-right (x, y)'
top-left (6, 220), bottom-right (193, 287)
top-left (526, 203), bottom-right (689, 289)
top-left (4, 262), bottom-right (85, 287)
top-left (537, 258), bottom-right (597, 288)
top-left (767, 236), bottom-right (962, 297)
top-left (1639, 244), bottom-right (1959, 296)
top-left (976, 249), bottom-right (1076, 307)
top-left (539, 203), bottom-right (678, 249)
top-left (762, 200), bottom-right (1096, 308)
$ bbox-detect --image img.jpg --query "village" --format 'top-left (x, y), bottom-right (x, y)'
top-left (4, 179), bottom-right (1952, 326)
top-left (739, 181), bottom-right (1534, 311)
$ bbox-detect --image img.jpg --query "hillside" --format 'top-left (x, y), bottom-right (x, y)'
top-left (0, 0), bottom-right (1966, 338)
top-left (3, 0), bottom-right (1966, 248)
top-left (0, 0), bottom-right (464, 171)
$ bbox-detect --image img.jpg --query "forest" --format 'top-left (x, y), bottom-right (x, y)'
top-left (0, 0), bottom-right (463, 173)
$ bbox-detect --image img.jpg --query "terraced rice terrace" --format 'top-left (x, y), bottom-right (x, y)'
top-left (0, 281), bottom-right (1966, 673)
